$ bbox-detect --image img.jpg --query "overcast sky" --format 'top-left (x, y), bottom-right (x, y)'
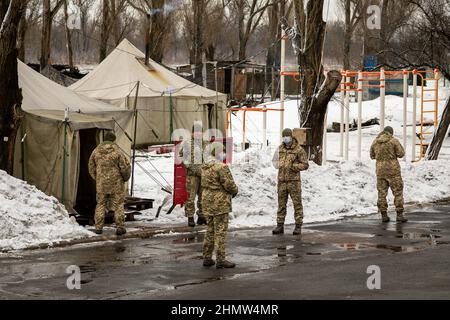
top-left (325, 0), bottom-right (344, 22)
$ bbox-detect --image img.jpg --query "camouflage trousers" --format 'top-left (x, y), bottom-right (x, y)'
top-left (277, 181), bottom-right (304, 225)
top-left (377, 176), bottom-right (404, 214)
top-left (185, 175), bottom-right (203, 218)
top-left (95, 192), bottom-right (125, 230)
top-left (203, 214), bottom-right (229, 262)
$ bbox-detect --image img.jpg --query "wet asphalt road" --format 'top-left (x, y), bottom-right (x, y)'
top-left (1, 203), bottom-right (450, 300)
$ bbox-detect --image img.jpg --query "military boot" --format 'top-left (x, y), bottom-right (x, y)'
top-left (94, 229), bottom-right (103, 235)
top-left (188, 217), bottom-right (195, 227)
top-left (116, 227), bottom-right (127, 236)
top-left (197, 215), bottom-right (207, 226)
top-left (381, 212), bottom-right (390, 223)
top-left (203, 258), bottom-right (215, 267)
top-left (216, 260), bottom-right (236, 269)
top-left (293, 224), bottom-right (302, 235)
top-left (272, 223), bottom-right (284, 235)
top-left (396, 213), bottom-right (408, 223)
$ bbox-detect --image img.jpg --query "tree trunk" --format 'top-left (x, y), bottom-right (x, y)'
top-left (40, 0), bottom-right (52, 70)
top-left (378, 0), bottom-right (389, 65)
top-left (17, 9), bottom-right (27, 62)
top-left (343, 0), bottom-right (351, 70)
top-left (40, 0), bottom-right (64, 69)
top-left (149, 0), bottom-right (165, 63)
top-left (0, 0), bottom-right (27, 174)
top-left (64, 0), bottom-right (74, 68)
top-left (99, 0), bottom-right (110, 62)
top-left (427, 96), bottom-right (450, 160)
top-left (292, 0), bottom-right (342, 165)
top-left (190, 0), bottom-right (205, 83)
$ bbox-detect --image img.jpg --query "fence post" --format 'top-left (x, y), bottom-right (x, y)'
top-left (380, 68), bottom-right (386, 131)
top-left (412, 70), bottom-right (418, 161)
top-left (344, 73), bottom-right (350, 161)
top-left (403, 70), bottom-right (408, 161)
top-left (357, 71), bottom-right (363, 161)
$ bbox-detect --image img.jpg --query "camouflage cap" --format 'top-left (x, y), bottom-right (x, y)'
top-left (104, 131), bottom-right (116, 142)
top-left (383, 126), bottom-right (394, 135)
top-left (282, 128), bottom-right (293, 137)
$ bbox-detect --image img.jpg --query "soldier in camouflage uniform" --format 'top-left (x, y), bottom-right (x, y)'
top-left (272, 128), bottom-right (309, 235)
top-left (201, 142), bottom-right (238, 269)
top-left (88, 131), bottom-right (131, 235)
top-left (370, 126), bottom-right (407, 223)
top-left (180, 122), bottom-right (206, 227)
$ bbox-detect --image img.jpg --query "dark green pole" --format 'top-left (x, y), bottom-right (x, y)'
top-left (130, 81), bottom-right (140, 197)
top-left (61, 109), bottom-right (69, 204)
top-left (169, 91), bottom-right (174, 143)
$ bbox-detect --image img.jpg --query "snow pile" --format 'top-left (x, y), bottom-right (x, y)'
top-left (229, 150), bottom-right (450, 227)
top-left (133, 83), bottom-right (450, 228)
top-left (134, 147), bottom-right (450, 228)
top-left (0, 170), bottom-right (93, 251)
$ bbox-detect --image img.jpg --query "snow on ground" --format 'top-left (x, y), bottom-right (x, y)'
top-left (0, 170), bottom-right (93, 251)
top-left (133, 83), bottom-right (450, 228)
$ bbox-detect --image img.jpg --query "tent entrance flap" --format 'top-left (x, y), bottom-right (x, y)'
top-left (74, 128), bottom-right (98, 217)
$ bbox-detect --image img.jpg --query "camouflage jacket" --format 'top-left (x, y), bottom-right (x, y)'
top-left (201, 158), bottom-right (238, 215)
top-left (272, 138), bottom-right (309, 182)
top-left (88, 142), bottom-right (131, 194)
top-left (179, 138), bottom-right (206, 177)
top-left (370, 131), bottom-right (405, 178)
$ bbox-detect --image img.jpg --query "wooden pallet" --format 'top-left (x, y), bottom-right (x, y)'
top-left (125, 197), bottom-right (154, 211)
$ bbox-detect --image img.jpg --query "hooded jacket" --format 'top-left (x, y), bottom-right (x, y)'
top-left (370, 131), bottom-right (405, 178)
top-left (88, 142), bottom-right (131, 194)
top-left (272, 137), bottom-right (309, 182)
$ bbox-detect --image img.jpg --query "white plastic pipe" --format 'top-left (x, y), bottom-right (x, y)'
top-left (357, 71), bottom-right (363, 161)
top-left (340, 76), bottom-right (345, 158)
top-left (412, 71), bottom-right (417, 161)
top-left (380, 68), bottom-right (386, 131)
top-left (280, 27), bottom-right (286, 142)
top-left (403, 71), bottom-right (408, 161)
top-left (262, 106), bottom-right (267, 150)
top-left (323, 110), bottom-right (327, 164)
top-left (344, 74), bottom-right (350, 161)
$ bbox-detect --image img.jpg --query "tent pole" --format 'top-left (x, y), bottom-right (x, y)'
top-left (131, 81), bottom-right (140, 197)
top-left (215, 61), bottom-right (219, 130)
top-left (169, 91), bottom-right (174, 142)
top-left (61, 108), bottom-right (69, 205)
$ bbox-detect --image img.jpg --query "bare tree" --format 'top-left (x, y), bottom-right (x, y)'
top-left (339, 0), bottom-right (366, 70)
top-left (99, 0), bottom-right (110, 62)
top-left (127, 0), bottom-right (174, 63)
top-left (99, 0), bottom-right (132, 62)
top-left (0, 0), bottom-right (27, 173)
top-left (64, 0), bottom-right (74, 67)
top-left (40, 0), bottom-right (65, 69)
top-left (291, 0), bottom-right (342, 165)
top-left (73, 0), bottom-right (95, 52)
top-left (17, 0), bottom-right (40, 63)
top-left (228, 0), bottom-right (273, 60)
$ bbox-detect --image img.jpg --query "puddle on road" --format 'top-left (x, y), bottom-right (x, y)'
top-left (172, 234), bottom-right (205, 244)
top-left (174, 276), bottom-right (224, 289)
top-left (395, 233), bottom-right (442, 240)
top-left (79, 265), bottom-right (96, 273)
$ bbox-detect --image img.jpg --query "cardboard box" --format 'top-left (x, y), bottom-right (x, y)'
top-left (293, 128), bottom-right (309, 146)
